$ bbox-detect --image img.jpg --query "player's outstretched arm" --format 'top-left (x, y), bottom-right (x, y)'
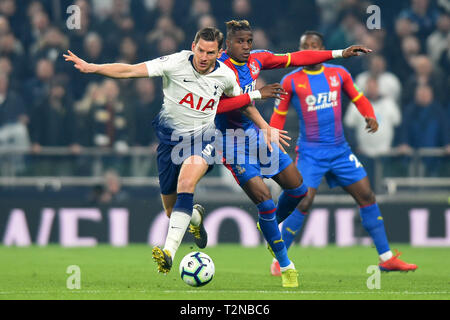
top-left (217, 83), bottom-right (287, 114)
top-left (63, 50), bottom-right (148, 78)
top-left (252, 46), bottom-right (372, 70)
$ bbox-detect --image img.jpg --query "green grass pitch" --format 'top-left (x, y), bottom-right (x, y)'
top-left (0, 244), bottom-right (449, 300)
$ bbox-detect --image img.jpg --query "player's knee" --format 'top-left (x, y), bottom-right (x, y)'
top-left (254, 189), bottom-right (272, 204)
top-left (286, 177), bottom-right (302, 190)
top-left (359, 191), bottom-right (376, 206)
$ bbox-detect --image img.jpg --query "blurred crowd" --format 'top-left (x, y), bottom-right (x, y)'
top-left (0, 0), bottom-right (449, 177)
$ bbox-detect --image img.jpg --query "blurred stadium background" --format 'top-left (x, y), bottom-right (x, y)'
top-left (0, 0), bottom-right (449, 248)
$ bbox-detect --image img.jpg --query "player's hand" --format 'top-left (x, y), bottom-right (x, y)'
top-left (63, 50), bottom-right (96, 73)
top-left (365, 117), bottom-right (378, 133)
top-left (259, 83), bottom-right (287, 100)
top-left (262, 126), bottom-right (291, 154)
top-left (342, 45), bottom-right (372, 58)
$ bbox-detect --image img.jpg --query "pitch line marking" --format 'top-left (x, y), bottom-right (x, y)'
top-left (162, 290), bottom-right (450, 295)
top-left (0, 290), bottom-right (448, 296)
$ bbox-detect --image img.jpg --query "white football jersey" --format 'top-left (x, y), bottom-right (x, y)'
top-left (144, 50), bottom-right (242, 144)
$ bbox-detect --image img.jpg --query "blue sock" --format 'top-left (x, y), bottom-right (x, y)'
top-left (173, 193), bottom-right (194, 216)
top-left (281, 209), bottom-right (307, 250)
top-left (360, 203), bottom-right (390, 255)
top-left (276, 183), bottom-right (308, 224)
top-left (257, 199), bottom-right (290, 268)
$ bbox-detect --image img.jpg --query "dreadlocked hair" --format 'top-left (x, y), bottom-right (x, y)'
top-left (225, 19), bottom-right (251, 37)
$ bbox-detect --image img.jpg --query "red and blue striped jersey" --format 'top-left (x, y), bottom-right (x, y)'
top-left (215, 50), bottom-right (294, 132)
top-left (271, 63), bottom-right (364, 148)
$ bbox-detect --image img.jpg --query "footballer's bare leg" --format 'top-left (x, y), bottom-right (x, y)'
top-left (297, 188), bottom-right (317, 213)
top-left (241, 176), bottom-right (272, 204)
top-left (161, 193), bottom-right (177, 217)
top-left (342, 176), bottom-right (376, 207)
top-left (272, 163), bottom-right (302, 190)
top-left (177, 155), bottom-right (209, 193)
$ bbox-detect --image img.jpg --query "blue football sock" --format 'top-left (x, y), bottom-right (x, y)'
top-left (281, 209), bottom-right (307, 250)
top-left (173, 193), bottom-right (194, 216)
top-left (276, 184), bottom-right (308, 224)
top-left (257, 199), bottom-right (290, 268)
top-left (360, 203), bottom-right (390, 255)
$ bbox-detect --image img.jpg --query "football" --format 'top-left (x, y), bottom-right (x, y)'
top-left (179, 252), bottom-right (215, 287)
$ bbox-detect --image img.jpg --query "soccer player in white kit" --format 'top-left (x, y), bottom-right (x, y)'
top-left (64, 27), bottom-right (287, 274)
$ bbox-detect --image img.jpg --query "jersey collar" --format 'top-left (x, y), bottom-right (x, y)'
top-left (303, 65), bottom-right (325, 75)
top-left (223, 51), bottom-right (247, 66)
top-left (228, 57), bottom-right (246, 66)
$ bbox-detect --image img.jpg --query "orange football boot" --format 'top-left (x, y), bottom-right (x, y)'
top-left (270, 260), bottom-right (281, 276)
top-left (379, 250), bottom-right (418, 272)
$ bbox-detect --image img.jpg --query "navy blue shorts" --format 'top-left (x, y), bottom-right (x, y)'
top-left (157, 139), bottom-right (215, 195)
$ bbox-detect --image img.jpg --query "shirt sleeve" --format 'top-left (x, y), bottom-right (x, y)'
top-left (251, 50), bottom-right (334, 70)
top-left (217, 94), bottom-right (252, 114)
top-left (269, 76), bottom-right (293, 129)
top-left (223, 71), bottom-right (242, 97)
top-left (144, 52), bottom-right (181, 78)
top-left (338, 67), bottom-right (376, 119)
top-left (339, 67), bottom-right (362, 101)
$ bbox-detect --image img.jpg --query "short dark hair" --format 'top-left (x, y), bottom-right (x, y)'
top-left (225, 19), bottom-right (251, 38)
top-left (194, 27), bottom-right (224, 49)
top-left (300, 30), bottom-right (325, 46)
